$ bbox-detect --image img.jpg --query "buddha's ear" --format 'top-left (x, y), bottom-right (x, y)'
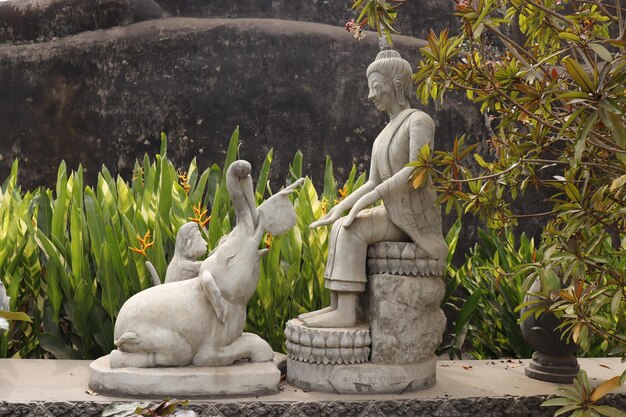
top-left (394, 74), bottom-right (406, 106)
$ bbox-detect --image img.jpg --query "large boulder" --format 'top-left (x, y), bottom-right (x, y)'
top-left (0, 0), bottom-right (164, 43)
top-left (0, 17), bottom-right (486, 191)
top-left (154, 0), bottom-right (459, 39)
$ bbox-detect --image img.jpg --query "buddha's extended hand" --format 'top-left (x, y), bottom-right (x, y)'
top-left (309, 207), bottom-right (342, 228)
top-left (342, 189), bottom-right (382, 228)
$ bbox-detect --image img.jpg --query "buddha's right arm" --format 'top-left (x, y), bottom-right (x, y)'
top-left (332, 181), bottom-right (376, 214)
top-left (333, 145), bottom-right (381, 213)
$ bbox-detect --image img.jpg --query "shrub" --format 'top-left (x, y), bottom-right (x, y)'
top-left (0, 129), bottom-right (366, 358)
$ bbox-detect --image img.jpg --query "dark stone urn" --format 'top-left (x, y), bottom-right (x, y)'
top-left (520, 278), bottom-right (579, 383)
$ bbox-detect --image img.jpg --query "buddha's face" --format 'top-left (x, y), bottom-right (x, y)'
top-left (367, 72), bottom-right (395, 112)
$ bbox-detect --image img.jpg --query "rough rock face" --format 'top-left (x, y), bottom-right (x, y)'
top-left (154, 0), bottom-right (460, 39)
top-left (0, 18), bottom-right (486, 191)
top-left (362, 273), bottom-right (446, 364)
top-left (0, 0), bottom-right (164, 43)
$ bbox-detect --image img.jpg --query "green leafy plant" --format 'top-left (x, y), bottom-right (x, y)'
top-left (0, 278), bottom-right (31, 332)
top-left (542, 370), bottom-right (626, 417)
top-left (0, 129), bottom-right (366, 358)
top-left (352, 0), bottom-right (625, 411)
top-left (441, 225), bottom-right (534, 359)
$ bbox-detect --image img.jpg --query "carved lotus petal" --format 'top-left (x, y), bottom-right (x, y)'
top-left (312, 332), bottom-right (325, 348)
top-left (367, 246), bottom-right (376, 258)
top-left (300, 345), bottom-right (311, 362)
top-left (389, 259), bottom-right (401, 274)
top-left (340, 347), bottom-right (353, 364)
top-left (326, 333), bottom-right (340, 348)
top-left (353, 347), bottom-right (364, 363)
top-left (285, 341), bottom-right (293, 357)
top-left (291, 328), bottom-right (300, 344)
top-left (429, 259), bottom-right (438, 276)
top-left (284, 324), bottom-right (293, 341)
top-left (364, 346), bottom-right (371, 361)
top-left (300, 331), bottom-right (312, 346)
top-left (311, 347), bottom-right (325, 364)
top-left (292, 343), bottom-right (301, 361)
top-left (388, 243), bottom-right (401, 259)
top-left (364, 332), bottom-right (371, 346)
top-left (340, 332), bottom-right (353, 348)
top-left (326, 348), bottom-right (340, 365)
top-left (375, 244), bottom-right (386, 258)
top-left (354, 331), bottom-right (365, 347)
top-left (379, 259), bottom-right (388, 273)
top-left (401, 244), bottom-right (415, 259)
top-left (418, 260), bottom-right (428, 276)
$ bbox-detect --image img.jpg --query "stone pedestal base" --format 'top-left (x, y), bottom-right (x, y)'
top-left (88, 355), bottom-right (280, 397)
top-left (525, 351), bottom-right (580, 384)
top-left (286, 356), bottom-right (436, 394)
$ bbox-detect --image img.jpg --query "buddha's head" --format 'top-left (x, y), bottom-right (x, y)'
top-left (366, 49), bottom-right (413, 112)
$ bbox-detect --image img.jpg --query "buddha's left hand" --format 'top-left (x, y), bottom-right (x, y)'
top-left (342, 189), bottom-right (382, 228)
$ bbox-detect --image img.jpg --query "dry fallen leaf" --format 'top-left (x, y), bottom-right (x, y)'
top-left (462, 365), bottom-right (473, 370)
top-left (589, 376), bottom-right (621, 402)
top-left (599, 364), bottom-right (611, 369)
top-left (84, 390), bottom-right (98, 396)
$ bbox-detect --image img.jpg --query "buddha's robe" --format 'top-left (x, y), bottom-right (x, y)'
top-left (324, 108), bottom-right (447, 292)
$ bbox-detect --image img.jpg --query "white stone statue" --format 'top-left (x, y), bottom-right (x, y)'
top-left (146, 222), bottom-right (208, 286)
top-left (301, 48), bottom-right (447, 329)
top-left (108, 160), bottom-right (303, 368)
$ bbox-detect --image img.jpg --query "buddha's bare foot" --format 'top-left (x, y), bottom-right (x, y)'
top-left (302, 308), bottom-right (356, 328)
top-left (298, 306), bottom-right (334, 320)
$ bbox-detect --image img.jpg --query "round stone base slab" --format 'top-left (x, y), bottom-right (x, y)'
top-left (287, 356), bottom-right (436, 394)
top-left (525, 359), bottom-right (580, 384)
top-left (89, 354), bottom-right (280, 397)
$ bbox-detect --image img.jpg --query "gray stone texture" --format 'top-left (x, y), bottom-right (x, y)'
top-left (89, 355), bottom-right (281, 397)
top-left (286, 358), bottom-right (436, 394)
top-left (2, 357), bottom-right (625, 415)
top-left (155, 0), bottom-right (460, 40)
top-left (0, 0), bottom-right (551, 258)
top-left (2, 395), bottom-right (626, 417)
top-left (0, 0), bottom-right (164, 43)
top-left (359, 274), bottom-right (446, 364)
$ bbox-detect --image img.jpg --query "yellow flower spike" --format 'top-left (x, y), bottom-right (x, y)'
top-left (178, 170), bottom-right (191, 195)
top-left (320, 198), bottom-right (328, 215)
top-left (189, 203), bottom-right (211, 228)
top-left (129, 229), bottom-right (154, 258)
top-left (264, 234), bottom-right (272, 249)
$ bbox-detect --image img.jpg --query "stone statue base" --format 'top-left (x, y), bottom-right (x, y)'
top-left (284, 319), bottom-right (437, 394)
top-left (88, 355), bottom-right (281, 397)
top-left (525, 351), bottom-right (580, 384)
top-left (285, 242), bottom-right (446, 394)
top-left (287, 357), bottom-right (436, 394)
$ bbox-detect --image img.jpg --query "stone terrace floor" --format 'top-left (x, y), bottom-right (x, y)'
top-left (1, 358), bottom-right (625, 416)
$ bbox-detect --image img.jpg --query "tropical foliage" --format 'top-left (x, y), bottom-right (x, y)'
top-left (0, 129), bottom-right (366, 358)
top-left (351, 0), bottom-right (626, 411)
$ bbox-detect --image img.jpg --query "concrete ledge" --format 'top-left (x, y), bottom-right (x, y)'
top-left (286, 357), bottom-right (436, 394)
top-left (88, 355), bottom-right (280, 397)
top-left (1, 358), bottom-right (624, 416)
